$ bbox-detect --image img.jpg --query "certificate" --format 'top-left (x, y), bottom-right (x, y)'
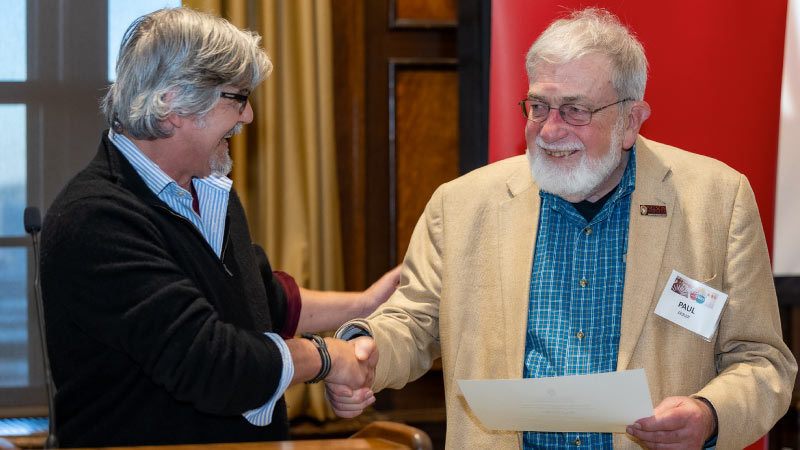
top-left (457, 369), bottom-right (653, 433)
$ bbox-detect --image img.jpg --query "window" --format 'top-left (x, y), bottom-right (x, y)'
top-left (108, 2), bottom-right (183, 81)
top-left (0, 0), bottom-right (179, 414)
top-left (0, 1), bottom-right (26, 82)
top-left (0, 104), bottom-right (28, 389)
top-left (0, 0), bottom-right (30, 396)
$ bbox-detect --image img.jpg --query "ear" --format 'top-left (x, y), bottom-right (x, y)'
top-left (160, 89), bottom-right (184, 131)
top-left (164, 112), bottom-right (184, 130)
top-left (622, 100), bottom-right (651, 149)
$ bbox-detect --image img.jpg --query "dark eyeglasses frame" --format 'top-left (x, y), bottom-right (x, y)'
top-left (518, 98), bottom-right (633, 126)
top-left (220, 92), bottom-right (249, 114)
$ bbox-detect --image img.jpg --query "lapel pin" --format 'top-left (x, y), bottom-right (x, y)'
top-left (640, 205), bottom-right (667, 216)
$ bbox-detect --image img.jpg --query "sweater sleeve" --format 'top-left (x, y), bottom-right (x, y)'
top-left (241, 333), bottom-right (294, 426)
top-left (251, 245), bottom-right (301, 338)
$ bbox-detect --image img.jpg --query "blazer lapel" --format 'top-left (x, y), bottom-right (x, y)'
top-left (617, 137), bottom-right (675, 371)
top-left (498, 161), bottom-right (540, 378)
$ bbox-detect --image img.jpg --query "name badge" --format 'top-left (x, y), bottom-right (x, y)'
top-left (653, 270), bottom-right (728, 341)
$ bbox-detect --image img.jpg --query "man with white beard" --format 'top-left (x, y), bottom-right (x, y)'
top-left (327, 7), bottom-right (796, 450)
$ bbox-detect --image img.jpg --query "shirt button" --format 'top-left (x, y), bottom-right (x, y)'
top-left (580, 279), bottom-right (588, 288)
top-left (585, 227), bottom-right (592, 235)
top-left (577, 330), bottom-right (585, 340)
top-left (574, 437), bottom-right (581, 446)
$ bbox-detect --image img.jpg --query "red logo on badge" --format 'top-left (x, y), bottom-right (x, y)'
top-left (640, 205), bottom-right (667, 216)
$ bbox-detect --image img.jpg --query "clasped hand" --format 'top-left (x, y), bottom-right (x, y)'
top-left (324, 336), bottom-right (378, 418)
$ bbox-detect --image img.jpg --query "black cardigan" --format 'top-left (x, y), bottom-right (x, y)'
top-left (40, 132), bottom-right (296, 447)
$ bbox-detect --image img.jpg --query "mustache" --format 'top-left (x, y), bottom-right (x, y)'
top-left (224, 123), bottom-right (244, 139)
top-left (535, 135), bottom-right (585, 151)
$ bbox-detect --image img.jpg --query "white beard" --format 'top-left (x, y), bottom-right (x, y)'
top-left (210, 150), bottom-right (233, 177)
top-left (527, 117), bottom-right (625, 202)
top-left (209, 122), bottom-right (242, 176)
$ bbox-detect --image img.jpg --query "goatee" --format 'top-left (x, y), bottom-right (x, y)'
top-left (210, 123), bottom-right (243, 176)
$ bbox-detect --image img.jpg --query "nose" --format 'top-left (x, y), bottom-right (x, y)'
top-left (240, 100), bottom-right (254, 124)
top-left (536, 107), bottom-right (569, 143)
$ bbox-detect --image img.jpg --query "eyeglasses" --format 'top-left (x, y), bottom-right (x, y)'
top-left (518, 98), bottom-right (633, 126)
top-left (220, 91), bottom-right (249, 114)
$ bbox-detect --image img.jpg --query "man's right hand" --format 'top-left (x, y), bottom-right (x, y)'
top-left (324, 336), bottom-right (378, 418)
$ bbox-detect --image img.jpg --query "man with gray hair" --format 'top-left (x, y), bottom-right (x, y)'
top-left (327, 8), bottom-right (796, 449)
top-left (40, 7), bottom-right (392, 447)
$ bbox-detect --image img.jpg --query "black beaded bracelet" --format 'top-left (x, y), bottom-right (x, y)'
top-left (302, 333), bottom-right (331, 384)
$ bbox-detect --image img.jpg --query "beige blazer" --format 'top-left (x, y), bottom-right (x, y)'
top-left (342, 136), bottom-right (796, 449)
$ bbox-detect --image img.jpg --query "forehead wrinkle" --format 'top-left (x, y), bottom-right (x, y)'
top-left (528, 56), bottom-right (616, 105)
top-left (528, 92), bottom-right (591, 105)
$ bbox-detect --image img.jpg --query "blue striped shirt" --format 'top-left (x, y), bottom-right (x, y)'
top-left (109, 130), bottom-right (292, 426)
top-left (523, 148), bottom-right (636, 450)
top-left (109, 130), bottom-right (231, 257)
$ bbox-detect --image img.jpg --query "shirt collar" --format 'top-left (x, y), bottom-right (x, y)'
top-left (108, 129), bottom-right (233, 195)
top-left (108, 129), bottom-right (177, 196)
top-left (614, 143), bottom-right (637, 201)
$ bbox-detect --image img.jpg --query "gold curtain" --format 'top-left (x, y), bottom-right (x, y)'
top-left (183, 0), bottom-right (343, 422)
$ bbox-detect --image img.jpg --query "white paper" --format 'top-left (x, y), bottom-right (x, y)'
top-left (457, 369), bottom-right (653, 433)
top-left (653, 270), bottom-right (728, 341)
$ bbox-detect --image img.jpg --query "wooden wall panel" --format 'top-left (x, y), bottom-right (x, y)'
top-left (392, 0), bottom-right (457, 24)
top-left (393, 66), bottom-right (459, 264)
top-left (332, 0), bottom-right (368, 291)
top-left (333, 0), bottom-right (458, 287)
top-left (362, 1), bottom-right (457, 285)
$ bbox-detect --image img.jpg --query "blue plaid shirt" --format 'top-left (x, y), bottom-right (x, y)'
top-left (523, 148), bottom-right (636, 450)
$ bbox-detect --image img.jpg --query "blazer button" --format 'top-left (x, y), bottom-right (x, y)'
top-left (574, 437), bottom-right (581, 446)
top-left (580, 279), bottom-right (588, 288)
top-left (577, 330), bottom-right (585, 340)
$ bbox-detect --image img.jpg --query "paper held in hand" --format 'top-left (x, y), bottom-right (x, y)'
top-left (457, 369), bottom-right (653, 433)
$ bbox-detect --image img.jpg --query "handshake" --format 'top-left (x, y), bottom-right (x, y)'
top-left (318, 336), bottom-right (379, 418)
top-left (295, 265), bottom-right (400, 418)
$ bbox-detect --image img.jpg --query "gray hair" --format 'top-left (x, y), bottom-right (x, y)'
top-left (525, 8), bottom-right (648, 101)
top-left (102, 7), bottom-right (272, 139)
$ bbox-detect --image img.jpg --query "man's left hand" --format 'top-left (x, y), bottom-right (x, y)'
top-left (360, 265), bottom-right (402, 317)
top-left (626, 396), bottom-right (715, 449)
